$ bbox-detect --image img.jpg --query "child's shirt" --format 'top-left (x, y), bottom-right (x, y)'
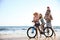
top-left (40, 18), bottom-right (45, 25)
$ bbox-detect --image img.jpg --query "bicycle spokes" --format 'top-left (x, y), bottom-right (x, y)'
top-left (44, 28), bottom-right (52, 36)
top-left (28, 28), bottom-right (36, 37)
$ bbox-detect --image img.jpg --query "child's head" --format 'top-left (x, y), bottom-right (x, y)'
top-left (33, 12), bottom-right (38, 17)
top-left (46, 6), bottom-right (51, 14)
top-left (47, 6), bottom-right (50, 10)
top-left (39, 13), bottom-right (42, 19)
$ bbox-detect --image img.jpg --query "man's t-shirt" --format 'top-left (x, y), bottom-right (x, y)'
top-left (44, 14), bottom-right (53, 22)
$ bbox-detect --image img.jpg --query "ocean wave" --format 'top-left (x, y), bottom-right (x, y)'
top-left (0, 26), bottom-right (60, 32)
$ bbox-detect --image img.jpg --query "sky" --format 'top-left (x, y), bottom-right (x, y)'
top-left (0, 0), bottom-right (60, 26)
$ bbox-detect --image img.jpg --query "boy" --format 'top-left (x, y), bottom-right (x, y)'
top-left (32, 12), bottom-right (40, 38)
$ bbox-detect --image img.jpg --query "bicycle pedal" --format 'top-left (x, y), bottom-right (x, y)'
top-left (40, 32), bottom-right (44, 34)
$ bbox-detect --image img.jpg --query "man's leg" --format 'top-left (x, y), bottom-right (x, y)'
top-left (46, 22), bottom-right (50, 35)
top-left (48, 22), bottom-right (56, 36)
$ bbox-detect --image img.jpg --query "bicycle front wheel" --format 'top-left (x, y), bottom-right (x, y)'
top-left (27, 27), bottom-right (37, 38)
top-left (43, 27), bottom-right (54, 37)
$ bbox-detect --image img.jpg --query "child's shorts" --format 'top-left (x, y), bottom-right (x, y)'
top-left (35, 22), bottom-right (40, 27)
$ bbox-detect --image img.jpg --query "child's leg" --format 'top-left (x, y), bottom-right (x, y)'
top-left (37, 27), bottom-right (42, 38)
top-left (36, 28), bottom-right (38, 38)
top-left (41, 24), bottom-right (44, 32)
top-left (32, 28), bottom-right (34, 33)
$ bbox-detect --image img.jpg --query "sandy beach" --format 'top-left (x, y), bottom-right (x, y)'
top-left (0, 35), bottom-right (58, 40)
top-left (0, 32), bottom-right (60, 40)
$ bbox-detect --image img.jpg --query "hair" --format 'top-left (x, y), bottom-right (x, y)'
top-left (46, 6), bottom-right (51, 14)
top-left (39, 13), bottom-right (42, 19)
top-left (47, 6), bottom-right (49, 8)
top-left (33, 12), bottom-right (38, 15)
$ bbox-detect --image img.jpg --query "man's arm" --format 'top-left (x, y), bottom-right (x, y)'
top-left (50, 14), bottom-right (53, 20)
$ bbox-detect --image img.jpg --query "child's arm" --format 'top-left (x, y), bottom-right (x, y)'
top-left (32, 17), bottom-right (35, 22)
top-left (32, 17), bottom-right (37, 22)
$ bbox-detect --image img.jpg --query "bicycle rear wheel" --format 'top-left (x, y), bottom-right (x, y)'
top-left (43, 27), bottom-right (54, 37)
top-left (27, 27), bottom-right (37, 38)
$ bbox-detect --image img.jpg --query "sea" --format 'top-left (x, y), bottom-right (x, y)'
top-left (0, 26), bottom-right (60, 35)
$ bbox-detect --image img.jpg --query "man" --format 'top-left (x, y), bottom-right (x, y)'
top-left (44, 6), bottom-right (56, 36)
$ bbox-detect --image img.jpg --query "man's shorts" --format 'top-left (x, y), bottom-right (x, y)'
top-left (46, 21), bottom-right (52, 27)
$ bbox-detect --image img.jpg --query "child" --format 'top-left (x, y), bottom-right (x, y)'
top-left (39, 13), bottom-right (45, 32)
top-left (39, 13), bottom-right (45, 37)
top-left (33, 12), bottom-right (40, 27)
top-left (32, 12), bottom-right (40, 38)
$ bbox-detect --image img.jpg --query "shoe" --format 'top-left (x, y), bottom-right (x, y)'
top-left (32, 31), bottom-right (34, 33)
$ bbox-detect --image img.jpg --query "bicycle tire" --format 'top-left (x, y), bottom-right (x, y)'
top-left (27, 27), bottom-right (37, 38)
top-left (43, 27), bottom-right (54, 37)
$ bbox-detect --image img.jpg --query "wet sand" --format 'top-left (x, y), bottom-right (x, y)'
top-left (0, 32), bottom-right (59, 40)
top-left (0, 35), bottom-right (59, 40)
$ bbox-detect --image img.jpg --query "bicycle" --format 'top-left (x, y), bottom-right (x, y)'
top-left (27, 23), bottom-right (54, 38)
